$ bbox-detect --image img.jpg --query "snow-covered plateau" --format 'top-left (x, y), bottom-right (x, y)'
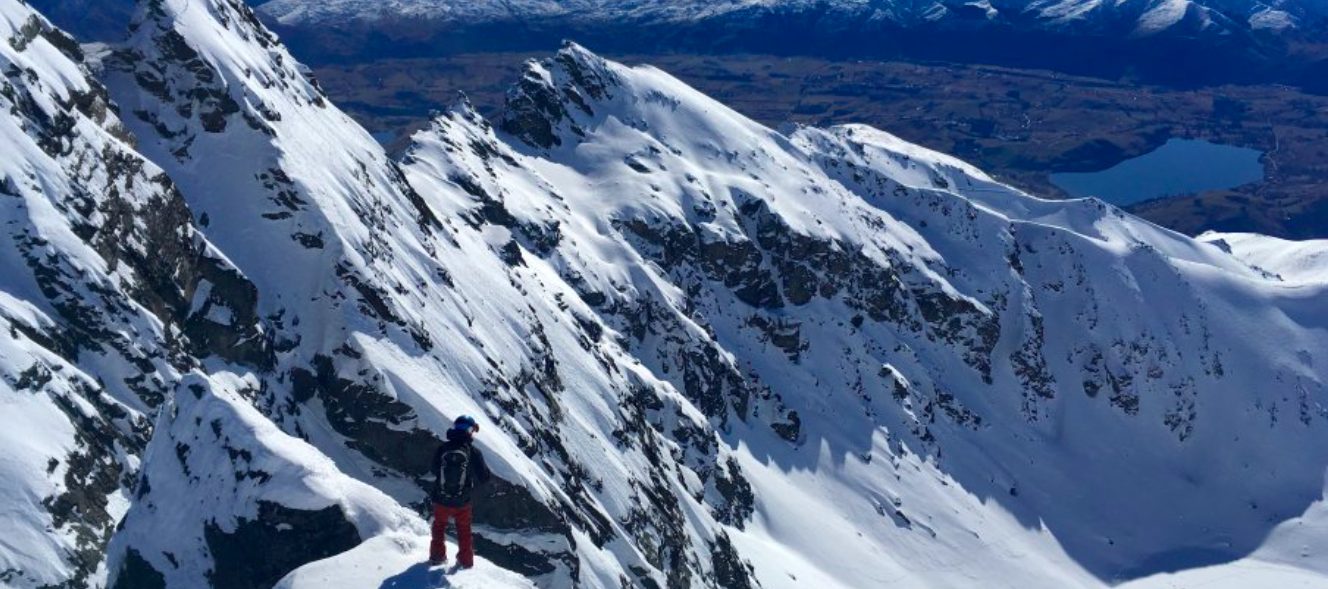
top-left (1, 0), bottom-right (1326, 587)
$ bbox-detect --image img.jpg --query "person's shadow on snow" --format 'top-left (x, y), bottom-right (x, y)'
top-left (378, 562), bottom-right (450, 588)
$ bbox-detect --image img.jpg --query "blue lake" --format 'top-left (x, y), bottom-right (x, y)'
top-left (1049, 138), bottom-right (1265, 206)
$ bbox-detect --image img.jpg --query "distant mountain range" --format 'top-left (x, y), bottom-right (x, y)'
top-left (27, 0), bottom-right (1328, 89)
top-left (261, 0), bottom-right (1326, 36)
top-left (252, 0), bottom-right (1328, 87)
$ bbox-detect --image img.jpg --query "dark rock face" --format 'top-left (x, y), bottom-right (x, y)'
top-left (112, 0), bottom-right (322, 161)
top-left (709, 532), bottom-right (756, 589)
top-left (710, 458), bottom-right (755, 528)
top-left (621, 476), bottom-right (700, 589)
top-left (40, 382), bottom-right (142, 589)
top-left (203, 501), bottom-right (361, 589)
top-left (500, 42), bottom-right (621, 150)
top-left (609, 190), bottom-right (1000, 442)
top-left (501, 67), bottom-right (572, 149)
top-left (180, 256), bottom-right (269, 368)
top-left (472, 476), bottom-right (567, 535)
top-left (0, 6), bottom-right (272, 587)
top-left (472, 478), bottom-right (575, 576)
top-left (291, 354), bottom-right (582, 577)
top-left (406, 102), bottom-right (768, 584)
top-left (124, 25), bottom-right (241, 135)
top-left (291, 355), bottom-right (441, 478)
top-left (472, 535), bottom-right (560, 577)
top-left (1009, 309), bottom-right (1056, 419)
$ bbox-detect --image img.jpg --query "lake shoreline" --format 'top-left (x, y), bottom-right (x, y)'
top-left (1048, 138), bottom-right (1266, 206)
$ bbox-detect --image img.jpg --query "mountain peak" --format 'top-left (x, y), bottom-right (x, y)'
top-left (553, 40), bottom-right (618, 96)
top-left (105, 0), bottom-right (442, 313)
top-left (498, 41), bottom-right (622, 149)
top-left (123, 0), bottom-right (324, 125)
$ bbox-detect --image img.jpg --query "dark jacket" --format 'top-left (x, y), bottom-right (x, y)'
top-left (431, 428), bottom-right (491, 506)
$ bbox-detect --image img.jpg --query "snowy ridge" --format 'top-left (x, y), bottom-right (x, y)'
top-left (276, 533), bottom-right (537, 589)
top-left (0, 1), bottom-right (267, 585)
top-left (103, 371), bottom-right (423, 588)
top-left (1200, 231), bottom-right (1328, 285)
top-left (101, 1), bottom-right (771, 587)
top-left (2, 1), bottom-right (1328, 587)
top-left (398, 44), bottom-right (1328, 587)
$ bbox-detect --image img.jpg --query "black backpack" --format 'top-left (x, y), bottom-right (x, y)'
top-left (437, 444), bottom-right (472, 501)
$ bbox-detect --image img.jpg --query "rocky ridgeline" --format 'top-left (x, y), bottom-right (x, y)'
top-left (2, 1), bottom-right (1327, 588)
top-left (0, 4), bottom-right (266, 586)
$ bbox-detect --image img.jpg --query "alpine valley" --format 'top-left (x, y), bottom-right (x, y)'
top-left (253, 0), bottom-right (1328, 89)
top-left (1, 0), bottom-right (1327, 588)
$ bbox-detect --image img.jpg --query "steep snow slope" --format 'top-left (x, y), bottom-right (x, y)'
top-left (1122, 481), bottom-right (1328, 587)
top-left (1200, 232), bottom-right (1328, 285)
top-left (401, 42), bottom-right (1328, 587)
top-left (101, 1), bottom-right (774, 586)
top-left (5, 0), bottom-right (1328, 586)
top-left (0, 2), bottom-right (434, 587)
top-left (0, 1), bottom-right (267, 585)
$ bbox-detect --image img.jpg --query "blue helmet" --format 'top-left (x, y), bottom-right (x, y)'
top-left (453, 415), bottom-right (478, 431)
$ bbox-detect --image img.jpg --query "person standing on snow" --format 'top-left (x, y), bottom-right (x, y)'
top-left (429, 415), bottom-right (491, 568)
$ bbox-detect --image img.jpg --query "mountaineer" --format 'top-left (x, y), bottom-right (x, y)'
top-left (429, 415), bottom-right (491, 568)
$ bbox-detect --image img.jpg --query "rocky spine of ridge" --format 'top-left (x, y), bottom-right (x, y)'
top-left (0, 2), bottom-right (265, 586)
top-left (481, 44), bottom-right (1001, 436)
top-left (4, 0), bottom-right (1328, 587)
top-left (406, 39), bottom-right (1328, 584)
top-left (100, 2), bottom-right (765, 587)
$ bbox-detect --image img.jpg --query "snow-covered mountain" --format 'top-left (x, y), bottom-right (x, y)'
top-left (249, 0), bottom-right (1328, 87)
top-left (258, 0), bottom-right (1327, 38)
top-left (1201, 232), bottom-right (1328, 285)
top-left (0, 1), bottom-right (269, 585)
top-left (2, 0), bottom-right (1328, 587)
top-left (23, 0), bottom-right (265, 41)
top-left (35, 0), bottom-right (1321, 45)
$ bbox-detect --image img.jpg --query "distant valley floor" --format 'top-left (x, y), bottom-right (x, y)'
top-left (311, 53), bottom-right (1328, 240)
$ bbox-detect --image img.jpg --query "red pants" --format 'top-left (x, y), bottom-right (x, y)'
top-left (430, 503), bottom-right (474, 567)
